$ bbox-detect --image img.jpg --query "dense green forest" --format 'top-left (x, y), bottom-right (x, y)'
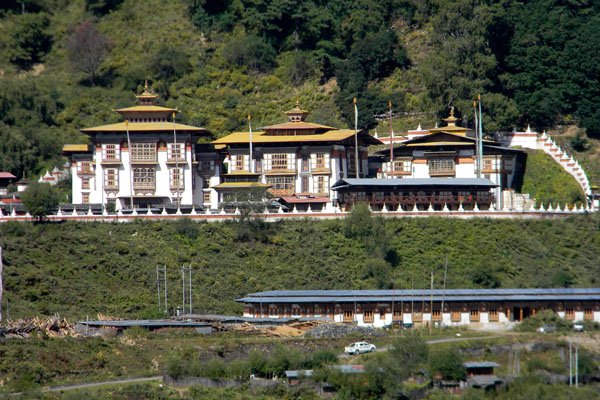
top-left (1, 212), bottom-right (599, 320)
top-left (1, 0), bottom-right (600, 185)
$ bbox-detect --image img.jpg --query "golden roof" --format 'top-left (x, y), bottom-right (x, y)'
top-left (212, 182), bottom-right (271, 189)
top-left (114, 105), bottom-right (177, 113)
top-left (213, 129), bottom-right (381, 145)
top-left (81, 122), bottom-right (208, 133)
top-left (136, 80), bottom-right (158, 101)
top-left (262, 121), bottom-right (336, 130)
top-left (62, 144), bottom-right (90, 152)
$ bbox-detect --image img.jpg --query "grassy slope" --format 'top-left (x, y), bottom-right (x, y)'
top-left (521, 150), bottom-right (586, 206)
top-left (1, 215), bottom-right (600, 321)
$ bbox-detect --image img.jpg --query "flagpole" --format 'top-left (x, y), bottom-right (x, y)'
top-left (474, 101), bottom-right (480, 178)
top-left (353, 98), bottom-right (359, 179)
top-left (478, 95), bottom-right (483, 178)
top-left (173, 112), bottom-right (180, 208)
top-left (389, 100), bottom-right (394, 178)
top-left (125, 119), bottom-right (134, 210)
top-left (248, 115), bottom-right (253, 173)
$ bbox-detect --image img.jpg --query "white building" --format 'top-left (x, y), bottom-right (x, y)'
top-left (63, 83), bottom-right (217, 210)
top-left (212, 102), bottom-right (381, 210)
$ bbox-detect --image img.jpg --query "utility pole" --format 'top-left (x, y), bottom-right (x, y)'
top-left (569, 338), bottom-right (573, 386)
top-left (411, 272), bottom-right (414, 335)
top-left (429, 270), bottom-right (434, 335)
top-left (181, 265), bottom-right (192, 315)
top-left (156, 266), bottom-right (167, 313)
top-left (391, 276), bottom-right (395, 329)
top-left (575, 340), bottom-right (579, 388)
top-left (440, 255), bottom-right (448, 330)
top-left (473, 101), bottom-right (480, 178)
top-left (0, 246), bottom-right (3, 323)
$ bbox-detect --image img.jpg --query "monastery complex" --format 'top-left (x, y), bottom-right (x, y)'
top-left (55, 82), bottom-right (598, 217)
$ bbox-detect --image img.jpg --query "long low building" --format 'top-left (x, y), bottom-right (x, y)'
top-left (236, 288), bottom-right (600, 328)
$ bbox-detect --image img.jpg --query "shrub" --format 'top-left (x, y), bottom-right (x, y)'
top-left (515, 310), bottom-right (572, 332)
top-left (223, 35), bottom-right (276, 72)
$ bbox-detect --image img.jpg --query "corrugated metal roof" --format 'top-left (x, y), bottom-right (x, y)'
top-left (237, 288), bottom-right (600, 304)
top-left (77, 319), bottom-right (211, 328)
top-left (464, 362), bottom-right (500, 368)
top-left (331, 178), bottom-right (497, 190)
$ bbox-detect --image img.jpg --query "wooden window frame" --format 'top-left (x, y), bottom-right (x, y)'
top-left (131, 143), bottom-right (156, 162)
top-left (470, 308), bottom-right (480, 322)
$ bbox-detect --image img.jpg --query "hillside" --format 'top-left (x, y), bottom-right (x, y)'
top-left (1, 214), bottom-right (600, 320)
top-left (1, 0), bottom-right (600, 190)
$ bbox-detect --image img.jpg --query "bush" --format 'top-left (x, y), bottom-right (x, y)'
top-left (515, 310), bottom-right (572, 333)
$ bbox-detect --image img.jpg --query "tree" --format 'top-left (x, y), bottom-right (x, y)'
top-left (6, 12), bottom-right (52, 70)
top-left (222, 34), bottom-right (277, 73)
top-left (428, 348), bottom-right (466, 381)
top-left (66, 19), bottom-right (111, 85)
top-left (21, 182), bottom-right (60, 221)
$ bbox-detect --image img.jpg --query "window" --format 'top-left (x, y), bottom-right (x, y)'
top-left (451, 310), bottom-right (461, 322)
top-left (266, 176), bottom-right (295, 195)
top-left (489, 308), bottom-right (499, 321)
top-left (315, 153), bottom-right (326, 169)
top-left (104, 168), bottom-right (118, 190)
top-left (272, 153), bottom-right (288, 170)
top-left (203, 191), bottom-right (211, 204)
top-left (413, 311), bottom-right (423, 322)
top-left (343, 310), bottom-right (354, 322)
top-left (168, 143), bottom-right (185, 162)
top-left (82, 178), bottom-right (90, 189)
top-left (432, 309), bottom-right (441, 321)
top-left (584, 308), bottom-right (593, 320)
top-left (429, 158), bottom-right (455, 175)
top-left (235, 155), bottom-right (245, 171)
top-left (170, 168), bottom-right (183, 190)
top-left (347, 154), bottom-right (356, 174)
top-left (393, 309), bottom-right (402, 322)
top-left (313, 175), bottom-right (329, 195)
top-left (268, 305), bottom-right (279, 317)
top-left (470, 309), bottom-right (480, 321)
top-left (302, 157), bottom-right (309, 172)
top-left (566, 308), bottom-right (575, 320)
top-left (483, 159), bottom-right (493, 170)
top-left (82, 193), bottom-right (89, 204)
top-left (131, 143), bottom-right (156, 162)
top-left (363, 309), bottom-right (374, 323)
top-left (393, 159), bottom-right (412, 174)
top-left (78, 161), bottom-right (93, 175)
top-left (301, 176), bottom-right (309, 193)
top-left (200, 160), bottom-right (213, 171)
top-left (103, 144), bottom-right (119, 161)
top-left (133, 167), bottom-right (155, 190)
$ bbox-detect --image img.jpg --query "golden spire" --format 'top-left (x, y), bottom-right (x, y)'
top-left (144, 80), bottom-right (149, 92)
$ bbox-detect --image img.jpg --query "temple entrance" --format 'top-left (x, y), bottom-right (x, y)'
top-left (513, 306), bottom-right (531, 322)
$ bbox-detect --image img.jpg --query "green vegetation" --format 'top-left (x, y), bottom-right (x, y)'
top-left (515, 310), bottom-right (572, 333)
top-left (1, 0), bottom-right (600, 182)
top-left (521, 150), bottom-right (586, 207)
top-left (20, 181), bottom-right (61, 221)
top-left (2, 213), bottom-right (600, 320)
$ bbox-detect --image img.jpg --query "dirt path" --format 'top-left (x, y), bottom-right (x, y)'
top-left (0, 376), bottom-right (163, 397)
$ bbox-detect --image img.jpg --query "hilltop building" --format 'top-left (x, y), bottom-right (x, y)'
top-left (63, 83), bottom-right (217, 210)
top-left (212, 101), bottom-right (382, 209)
top-left (237, 288), bottom-right (600, 328)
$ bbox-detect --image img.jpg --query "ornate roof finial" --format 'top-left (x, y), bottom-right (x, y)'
top-left (450, 106), bottom-right (455, 117)
top-left (296, 99), bottom-right (300, 108)
top-left (144, 80), bottom-right (149, 92)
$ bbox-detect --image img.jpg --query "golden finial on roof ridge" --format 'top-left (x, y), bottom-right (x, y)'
top-left (450, 106), bottom-right (454, 117)
top-left (144, 80), bottom-right (149, 92)
top-left (296, 99), bottom-right (300, 108)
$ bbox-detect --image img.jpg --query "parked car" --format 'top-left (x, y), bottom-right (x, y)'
top-left (573, 322), bottom-right (584, 332)
top-left (344, 342), bottom-right (376, 355)
top-left (536, 324), bottom-right (556, 333)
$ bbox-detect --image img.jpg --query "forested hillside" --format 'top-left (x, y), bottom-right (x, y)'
top-left (1, 0), bottom-right (600, 185)
top-left (1, 213), bottom-right (599, 320)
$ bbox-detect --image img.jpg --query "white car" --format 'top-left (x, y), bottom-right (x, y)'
top-left (344, 342), bottom-right (376, 355)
